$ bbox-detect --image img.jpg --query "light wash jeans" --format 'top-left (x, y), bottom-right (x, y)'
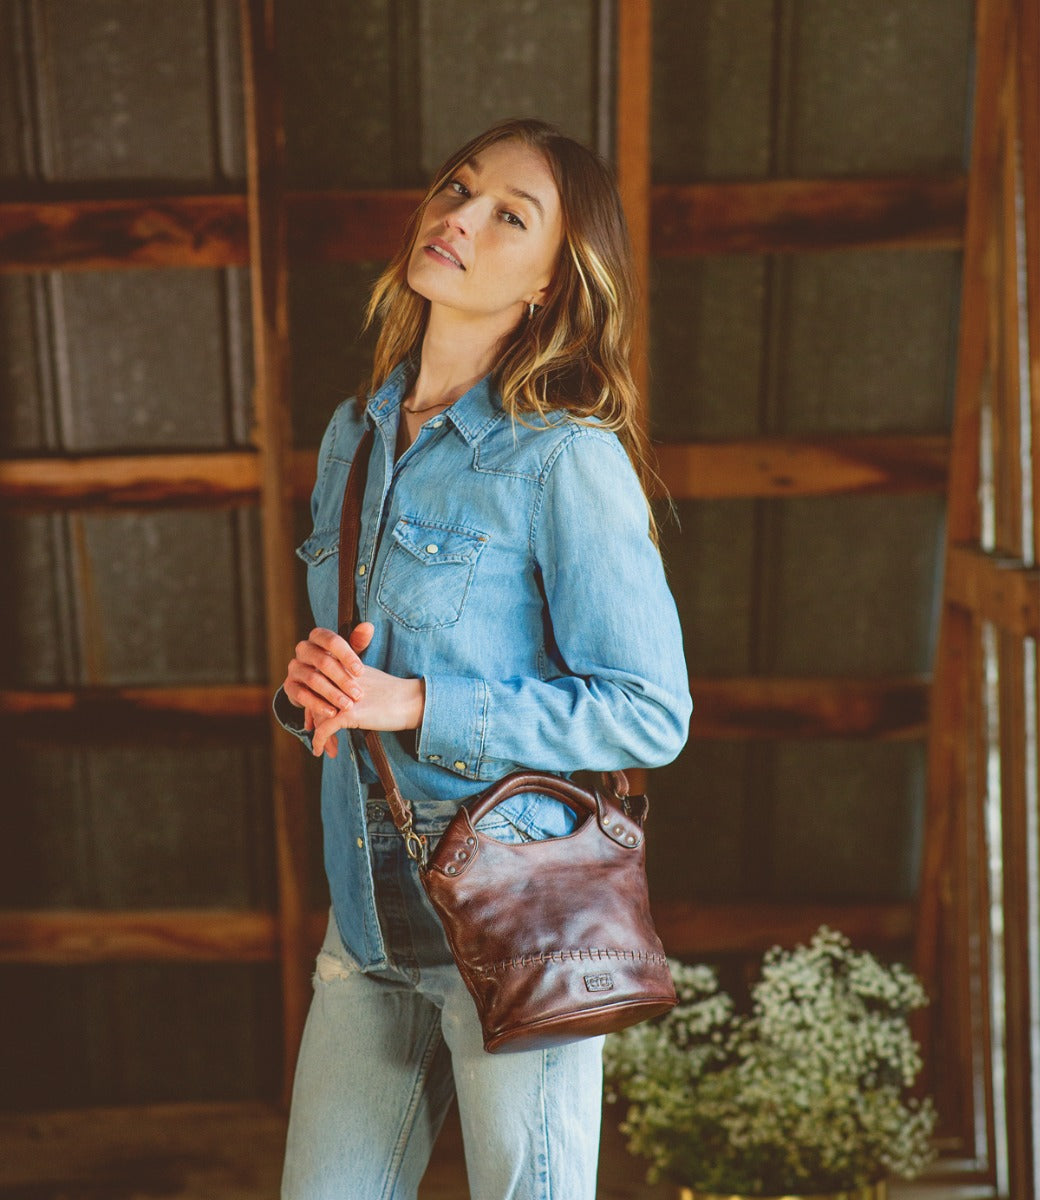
top-left (281, 795), bottom-right (604, 1200)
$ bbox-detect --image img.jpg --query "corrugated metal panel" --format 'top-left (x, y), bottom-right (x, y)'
top-left (653, 0), bottom-right (777, 182)
top-left (416, 0), bottom-right (602, 173)
top-left (652, 251), bottom-right (961, 440)
top-left (653, 0), bottom-right (972, 181)
top-left (0, 735), bottom-right (275, 909)
top-left (1, 509), bottom-right (265, 688)
top-left (0, 963), bottom-right (280, 1108)
top-left (649, 740), bottom-right (924, 903)
top-left (768, 494), bottom-right (945, 676)
top-left (0, 0), bottom-right (244, 183)
top-left (651, 258), bottom-right (769, 440)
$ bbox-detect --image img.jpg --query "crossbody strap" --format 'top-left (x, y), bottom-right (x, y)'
top-left (335, 430), bottom-right (426, 859)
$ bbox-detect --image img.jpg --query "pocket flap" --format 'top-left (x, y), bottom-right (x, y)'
top-left (389, 517), bottom-right (487, 565)
top-left (296, 531), bottom-right (339, 565)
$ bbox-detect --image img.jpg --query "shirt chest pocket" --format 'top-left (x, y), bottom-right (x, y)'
top-left (376, 517), bottom-right (488, 631)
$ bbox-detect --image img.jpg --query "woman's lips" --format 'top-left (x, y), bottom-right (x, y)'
top-left (424, 239), bottom-right (465, 269)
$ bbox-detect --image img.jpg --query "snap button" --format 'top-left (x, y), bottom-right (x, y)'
top-left (358, 563), bottom-right (367, 575)
top-left (428, 753), bottom-right (441, 762)
top-left (453, 760), bottom-right (467, 771)
top-left (431, 418), bottom-right (444, 428)
top-left (356, 837), bottom-right (363, 849)
top-left (425, 543), bottom-right (439, 554)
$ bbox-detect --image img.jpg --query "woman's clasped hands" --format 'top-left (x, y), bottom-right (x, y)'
top-left (281, 624), bottom-right (425, 757)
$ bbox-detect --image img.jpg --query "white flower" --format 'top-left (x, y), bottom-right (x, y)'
top-left (603, 927), bottom-right (937, 1194)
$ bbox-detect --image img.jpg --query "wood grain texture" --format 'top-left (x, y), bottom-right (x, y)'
top-left (0, 176), bottom-right (967, 273)
top-left (653, 901), bottom-right (913, 957)
top-left (688, 677), bottom-right (930, 740)
top-left (0, 910), bottom-right (278, 963)
top-left (615, 0), bottom-right (652, 422)
top-left (0, 685), bottom-right (267, 718)
top-left (653, 176), bottom-right (966, 256)
top-left (945, 544), bottom-right (1040, 636)
top-left (0, 195), bottom-right (248, 272)
top-left (655, 435), bottom-right (949, 498)
top-left (0, 452), bottom-right (259, 507)
top-left (240, 0), bottom-right (309, 1101)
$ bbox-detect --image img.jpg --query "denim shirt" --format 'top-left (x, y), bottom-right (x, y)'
top-left (275, 363), bottom-right (692, 968)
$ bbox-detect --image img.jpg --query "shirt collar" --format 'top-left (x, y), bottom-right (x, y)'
top-left (364, 362), bottom-right (505, 447)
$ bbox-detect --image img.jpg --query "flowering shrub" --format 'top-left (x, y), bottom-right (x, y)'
top-left (603, 927), bottom-right (937, 1195)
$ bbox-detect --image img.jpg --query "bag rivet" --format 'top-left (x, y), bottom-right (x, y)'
top-left (614, 825), bottom-right (624, 835)
top-left (447, 865), bottom-right (457, 875)
top-left (466, 837), bottom-right (476, 846)
top-left (626, 834), bottom-right (637, 845)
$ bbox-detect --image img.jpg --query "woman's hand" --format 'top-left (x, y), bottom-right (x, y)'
top-left (309, 667), bottom-right (425, 758)
top-left (281, 623), bottom-right (425, 758)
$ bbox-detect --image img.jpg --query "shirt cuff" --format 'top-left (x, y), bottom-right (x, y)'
top-left (416, 674), bottom-right (487, 779)
top-left (272, 686), bottom-right (314, 749)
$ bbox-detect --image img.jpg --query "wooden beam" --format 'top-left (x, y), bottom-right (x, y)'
top-left (653, 901), bottom-right (914, 957)
top-left (655, 434), bottom-right (949, 498)
top-left (0, 902), bottom-right (912, 965)
top-left (288, 189), bottom-right (422, 262)
top-left (0, 195), bottom-right (248, 272)
top-left (945, 544), bottom-right (1040, 636)
top-left (0, 176), bottom-right (968, 273)
top-left (689, 677), bottom-right (929, 740)
top-left (0, 685), bottom-right (267, 719)
top-left (0, 435), bottom-right (949, 510)
top-left (241, 0), bottom-right (309, 1101)
top-left (0, 910), bottom-right (278, 963)
top-left (653, 175), bottom-right (966, 257)
top-left (0, 452), bottom-right (259, 508)
top-left (615, 0), bottom-right (652, 419)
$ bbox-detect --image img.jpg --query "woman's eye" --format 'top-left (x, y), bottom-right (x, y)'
top-left (448, 179), bottom-right (469, 197)
top-left (502, 211), bottom-right (527, 230)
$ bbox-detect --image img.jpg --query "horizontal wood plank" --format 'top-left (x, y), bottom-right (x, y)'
top-left (653, 900), bottom-right (914, 956)
top-left (0, 452), bottom-right (259, 507)
top-left (655, 435), bottom-right (949, 498)
top-left (0, 436), bottom-right (949, 508)
top-left (945, 544), bottom-right (1040, 636)
top-left (288, 189), bottom-right (424, 262)
top-left (688, 676), bottom-right (930, 739)
top-left (0, 902), bottom-right (912, 964)
top-left (0, 684), bottom-right (268, 718)
top-left (0, 910), bottom-right (278, 963)
top-left (0, 195), bottom-right (248, 272)
top-left (653, 175), bottom-right (966, 256)
top-left (0, 177), bottom-right (964, 273)
top-left (2, 678), bottom-right (927, 740)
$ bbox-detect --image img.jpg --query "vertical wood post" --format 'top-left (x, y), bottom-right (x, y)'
top-left (615, 0), bottom-right (653, 425)
top-left (240, 0), bottom-right (310, 1103)
top-left (916, 0), bottom-right (1012, 1158)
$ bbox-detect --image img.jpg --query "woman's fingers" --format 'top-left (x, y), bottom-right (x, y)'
top-left (311, 707), bottom-right (355, 757)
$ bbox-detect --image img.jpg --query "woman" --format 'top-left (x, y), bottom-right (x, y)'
top-left (275, 118), bottom-right (691, 1200)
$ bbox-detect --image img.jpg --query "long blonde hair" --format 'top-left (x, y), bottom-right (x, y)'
top-left (361, 118), bottom-right (657, 527)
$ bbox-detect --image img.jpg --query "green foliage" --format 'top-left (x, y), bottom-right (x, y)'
top-left (603, 927), bottom-right (937, 1195)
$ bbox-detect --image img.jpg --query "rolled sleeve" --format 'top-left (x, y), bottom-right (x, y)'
top-left (273, 686), bottom-right (314, 749)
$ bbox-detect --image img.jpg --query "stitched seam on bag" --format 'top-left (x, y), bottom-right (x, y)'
top-left (471, 947), bottom-right (667, 977)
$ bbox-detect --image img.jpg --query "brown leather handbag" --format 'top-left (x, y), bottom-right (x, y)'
top-left (337, 428), bottom-right (677, 1053)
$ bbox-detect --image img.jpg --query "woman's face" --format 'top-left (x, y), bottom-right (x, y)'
top-left (407, 139), bottom-right (564, 324)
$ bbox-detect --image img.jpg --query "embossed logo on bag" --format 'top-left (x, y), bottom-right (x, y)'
top-left (584, 972), bottom-right (615, 993)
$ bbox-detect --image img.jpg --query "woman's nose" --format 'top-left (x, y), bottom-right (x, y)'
top-left (444, 198), bottom-right (478, 236)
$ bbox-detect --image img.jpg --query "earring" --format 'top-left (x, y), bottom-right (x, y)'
top-left (527, 302), bottom-right (537, 320)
